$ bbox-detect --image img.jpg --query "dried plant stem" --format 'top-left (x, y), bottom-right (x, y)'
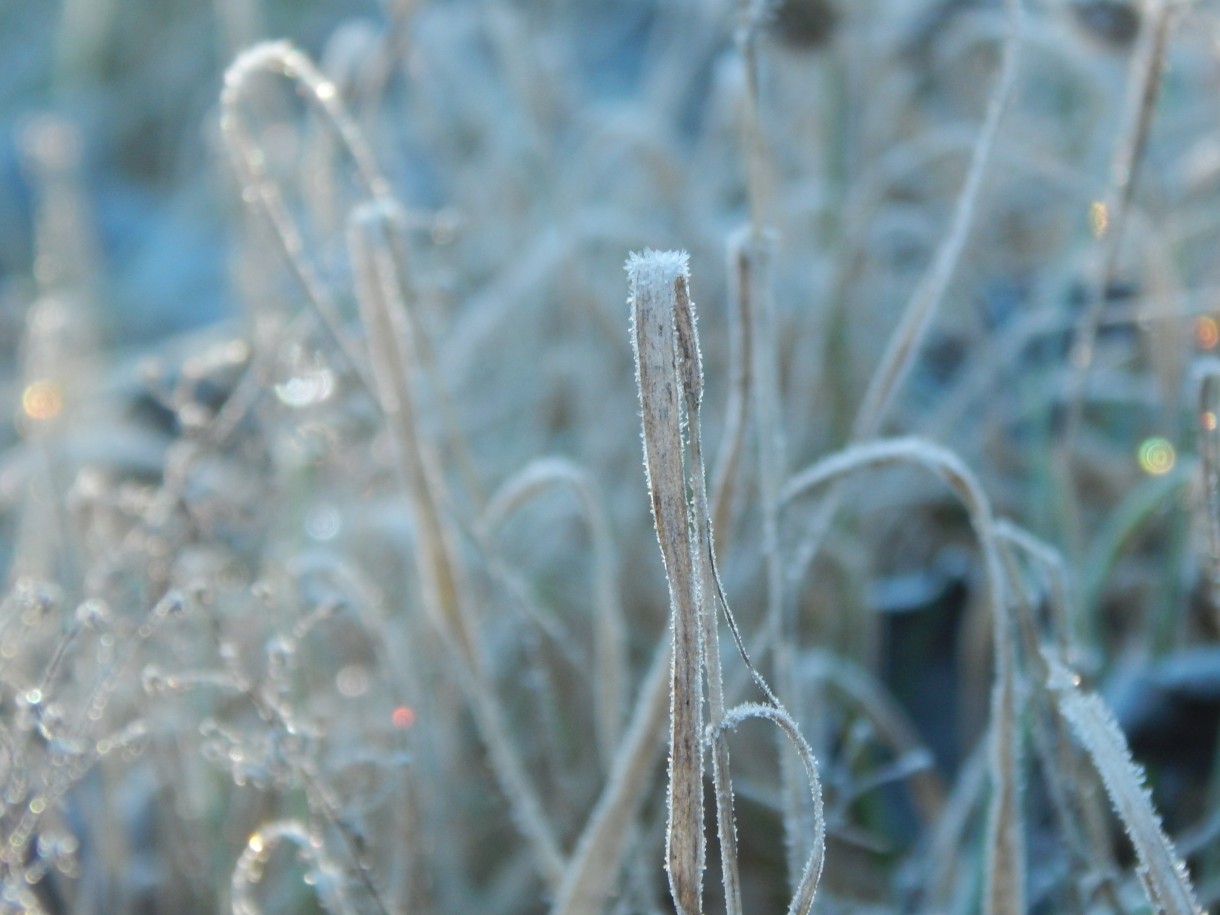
top-left (728, 30), bottom-right (787, 847)
top-left (782, 437), bottom-right (1023, 915)
top-left (715, 702), bottom-right (825, 915)
top-left (787, 0), bottom-right (1023, 597)
top-left (1057, 0), bottom-right (1179, 554)
top-left (349, 201), bottom-right (564, 889)
top-left (629, 250), bottom-right (706, 915)
top-left (709, 230), bottom-right (756, 557)
top-left (221, 41), bottom-right (476, 512)
top-left (349, 201), bottom-right (475, 665)
top-left (992, 520), bottom-right (1074, 658)
top-left (1196, 358), bottom-right (1220, 628)
top-left (996, 524), bottom-right (1120, 910)
top-left (223, 41), bottom-right (388, 199)
top-left (1061, 0), bottom-right (1176, 429)
top-left (852, 0), bottom-right (1023, 438)
top-left (221, 41), bottom-right (387, 396)
top-left (723, 225), bottom-right (806, 893)
top-left (735, 2), bottom-right (774, 236)
top-left (549, 639), bottom-right (671, 915)
top-left (631, 250), bottom-right (825, 915)
top-left (1046, 657), bottom-right (1203, 915)
top-left (979, 641), bottom-right (1025, 915)
top-left (482, 458), bottom-right (627, 767)
top-left (225, 42), bottom-right (558, 887)
top-left (994, 519), bottom-right (1117, 856)
top-left (722, 17), bottom-right (802, 870)
top-left (679, 278), bottom-right (744, 915)
top-left (741, 233), bottom-right (784, 670)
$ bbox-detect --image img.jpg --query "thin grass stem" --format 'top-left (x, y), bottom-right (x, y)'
top-left (785, 0), bottom-right (1024, 616)
top-left (482, 457), bottom-right (627, 768)
top-left (220, 41), bottom-right (387, 397)
top-left (549, 639), bottom-right (671, 915)
top-left (715, 702), bottom-right (825, 915)
top-left (782, 437), bottom-right (1023, 915)
top-left (350, 200), bottom-right (565, 889)
top-left (1195, 358), bottom-right (1220, 630)
top-left (709, 230), bottom-right (756, 559)
top-left (852, 0), bottom-right (1024, 439)
top-left (1057, 0), bottom-right (1180, 552)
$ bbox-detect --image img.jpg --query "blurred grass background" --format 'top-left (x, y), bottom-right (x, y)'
top-left (1, 0), bottom-right (1220, 912)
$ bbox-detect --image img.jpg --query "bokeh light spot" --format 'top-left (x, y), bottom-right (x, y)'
top-left (21, 381), bottom-right (62, 421)
top-left (1196, 316), bottom-right (1219, 350)
top-left (1137, 437), bottom-right (1175, 475)
top-left (335, 664), bottom-right (370, 698)
top-left (305, 505), bottom-right (340, 542)
top-left (1089, 200), bottom-right (1109, 237)
top-left (391, 706), bottom-right (415, 729)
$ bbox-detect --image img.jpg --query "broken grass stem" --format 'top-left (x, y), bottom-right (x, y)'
top-left (628, 248), bottom-right (706, 915)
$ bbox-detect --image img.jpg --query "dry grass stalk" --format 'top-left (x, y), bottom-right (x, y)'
top-left (715, 701), bottom-right (824, 915)
top-left (709, 229), bottom-right (756, 558)
top-left (852, 0), bottom-right (1024, 438)
top-left (993, 520), bottom-right (1074, 658)
top-left (349, 200), bottom-right (474, 666)
top-left (220, 41), bottom-right (387, 395)
top-left (717, 26), bottom-right (802, 856)
top-left (1046, 656), bottom-right (1204, 915)
top-left (785, 0), bottom-right (1023, 613)
top-left (1062, 0), bottom-right (1177, 388)
top-left (675, 259), bottom-right (745, 915)
top-left (349, 200), bottom-right (565, 889)
top-left (1059, 0), bottom-right (1180, 548)
top-left (628, 249), bottom-right (707, 915)
top-left (549, 639), bottom-right (671, 915)
top-left (1195, 358), bottom-right (1220, 628)
top-left (995, 521), bottom-right (1122, 906)
top-left (781, 437), bottom-right (1023, 915)
top-left (735, 1), bottom-right (775, 235)
top-left (482, 457), bottom-right (627, 766)
top-left (727, 233), bottom-right (804, 889)
top-left (630, 249), bottom-right (826, 915)
top-left (996, 526), bottom-right (1120, 911)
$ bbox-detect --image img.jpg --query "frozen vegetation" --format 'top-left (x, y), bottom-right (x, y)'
top-left (0, 0), bottom-right (1218, 912)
